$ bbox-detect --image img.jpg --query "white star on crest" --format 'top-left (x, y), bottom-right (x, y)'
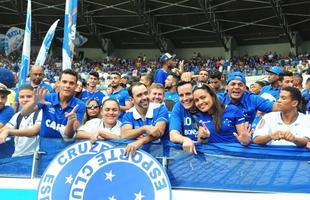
top-left (105, 170), bottom-right (115, 182)
top-left (134, 191), bottom-right (145, 200)
top-left (108, 195), bottom-right (117, 200)
top-left (65, 174), bottom-right (73, 185)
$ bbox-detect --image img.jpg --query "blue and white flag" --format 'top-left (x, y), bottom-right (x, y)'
top-left (19, 0), bottom-right (31, 87)
top-left (5, 27), bottom-right (24, 56)
top-left (62, 0), bottom-right (78, 70)
top-left (35, 19), bottom-right (59, 66)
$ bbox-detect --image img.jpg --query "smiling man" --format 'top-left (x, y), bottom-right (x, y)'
top-left (121, 82), bottom-right (169, 156)
top-left (169, 81), bottom-right (199, 154)
top-left (21, 69), bottom-right (86, 140)
top-left (219, 72), bottom-right (279, 124)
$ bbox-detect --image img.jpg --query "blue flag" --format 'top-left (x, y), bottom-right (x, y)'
top-left (62, 0), bottom-right (78, 70)
top-left (19, 0), bottom-right (31, 87)
top-left (35, 19), bottom-right (59, 66)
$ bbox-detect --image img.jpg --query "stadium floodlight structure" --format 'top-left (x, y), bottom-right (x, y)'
top-left (269, 0), bottom-right (294, 47)
top-left (131, 0), bottom-right (174, 53)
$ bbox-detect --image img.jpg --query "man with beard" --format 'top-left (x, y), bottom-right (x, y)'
top-left (81, 71), bottom-right (105, 106)
top-left (164, 74), bottom-right (179, 103)
top-left (219, 72), bottom-right (279, 124)
top-left (154, 53), bottom-right (176, 86)
top-left (121, 82), bottom-right (169, 156)
top-left (197, 69), bottom-right (209, 84)
top-left (109, 72), bottom-right (132, 120)
top-left (169, 81), bottom-right (199, 154)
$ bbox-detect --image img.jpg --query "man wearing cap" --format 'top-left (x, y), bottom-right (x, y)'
top-left (0, 84), bottom-right (14, 129)
top-left (219, 72), bottom-right (278, 124)
top-left (154, 53), bottom-right (176, 86)
top-left (260, 66), bottom-right (283, 100)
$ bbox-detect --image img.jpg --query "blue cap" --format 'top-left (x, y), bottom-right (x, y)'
top-left (226, 72), bottom-right (246, 84)
top-left (266, 66), bottom-right (283, 75)
top-left (159, 53), bottom-right (175, 64)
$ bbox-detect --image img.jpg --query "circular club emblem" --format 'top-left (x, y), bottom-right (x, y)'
top-left (37, 140), bottom-right (114, 200)
top-left (69, 147), bottom-right (172, 200)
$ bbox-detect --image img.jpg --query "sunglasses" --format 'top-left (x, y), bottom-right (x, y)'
top-left (87, 105), bottom-right (100, 109)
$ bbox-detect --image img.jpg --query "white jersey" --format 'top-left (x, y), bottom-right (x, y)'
top-left (77, 118), bottom-right (121, 136)
top-left (253, 111), bottom-right (310, 145)
top-left (6, 110), bottom-right (42, 157)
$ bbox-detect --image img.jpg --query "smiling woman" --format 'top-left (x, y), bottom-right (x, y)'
top-left (77, 98), bottom-right (121, 142)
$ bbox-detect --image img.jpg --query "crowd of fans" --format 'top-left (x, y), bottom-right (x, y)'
top-left (0, 50), bottom-right (310, 158)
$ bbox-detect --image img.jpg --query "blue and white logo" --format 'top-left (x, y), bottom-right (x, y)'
top-left (69, 147), bottom-right (172, 200)
top-left (37, 140), bottom-right (114, 200)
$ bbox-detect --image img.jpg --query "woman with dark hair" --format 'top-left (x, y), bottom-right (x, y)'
top-left (83, 99), bottom-right (101, 123)
top-left (77, 98), bottom-right (121, 142)
top-left (192, 83), bottom-right (251, 145)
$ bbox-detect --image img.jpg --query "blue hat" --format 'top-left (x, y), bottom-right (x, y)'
top-left (159, 53), bottom-right (175, 65)
top-left (0, 68), bottom-right (15, 88)
top-left (226, 72), bottom-right (246, 84)
top-left (266, 66), bottom-right (282, 75)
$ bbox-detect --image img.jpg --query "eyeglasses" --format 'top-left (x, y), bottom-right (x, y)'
top-left (87, 105), bottom-right (100, 109)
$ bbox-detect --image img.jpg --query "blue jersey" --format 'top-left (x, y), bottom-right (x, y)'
top-left (193, 105), bottom-right (245, 143)
top-left (154, 68), bottom-right (169, 86)
top-left (219, 91), bottom-right (273, 124)
top-left (122, 103), bottom-right (169, 137)
top-left (38, 93), bottom-right (86, 138)
top-left (260, 85), bottom-right (281, 100)
top-left (81, 90), bottom-right (105, 106)
top-left (0, 105), bottom-right (14, 125)
top-left (164, 91), bottom-right (179, 103)
top-left (169, 102), bottom-right (198, 141)
top-left (109, 88), bottom-right (130, 119)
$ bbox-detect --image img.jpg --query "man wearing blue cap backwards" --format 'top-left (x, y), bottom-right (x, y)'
top-left (219, 72), bottom-right (279, 124)
top-left (154, 53), bottom-right (176, 87)
top-left (260, 66), bottom-right (283, 100)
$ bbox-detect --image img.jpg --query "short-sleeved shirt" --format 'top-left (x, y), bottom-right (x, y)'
top-left (154, 68), bottom-right (169, 86)
top-left (193, 105), bottom-right (245, 143)
top-left (77, 118), bottom-right (121, 136)
top-left (164, 91), bottom-right (179, 103)
top-left (38, 93), bottom-right (86, 139)
top-left (6, 110), bottom-right (42, 157)
top-left (253, 112), bottom-right (310, 145)
top-left (122, 103), bottom-right (169, 137)
top-left (0, 105), bottom-right (14, 126)
top-left (219, 91), bottom-right (273, 124)
top-left (109, 88), bottom-right (130, 119)
top-left (260, 85), bottom-right (281, 100)
top-left (169, 102), bottom-right (198, 141)
top-left (81, 90), bottom-right (105, 106)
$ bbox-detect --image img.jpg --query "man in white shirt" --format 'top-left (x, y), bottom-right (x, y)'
top-left (253, 86), bottom-right (310, 146)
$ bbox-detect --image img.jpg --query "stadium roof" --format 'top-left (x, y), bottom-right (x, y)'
top-left (1, 0), bottom-right (310, 52)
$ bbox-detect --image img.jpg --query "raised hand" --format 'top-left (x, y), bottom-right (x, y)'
top-left (180, 72), bottom-right (193, 82)
top-left (65, 105), bottom-right (78, 121)
top-left (197, 120), bottom-right (210, 143)
top-left (234, 122), bottom-right (252, 146)
top-left (34, 87), bottom-right (51, 105)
